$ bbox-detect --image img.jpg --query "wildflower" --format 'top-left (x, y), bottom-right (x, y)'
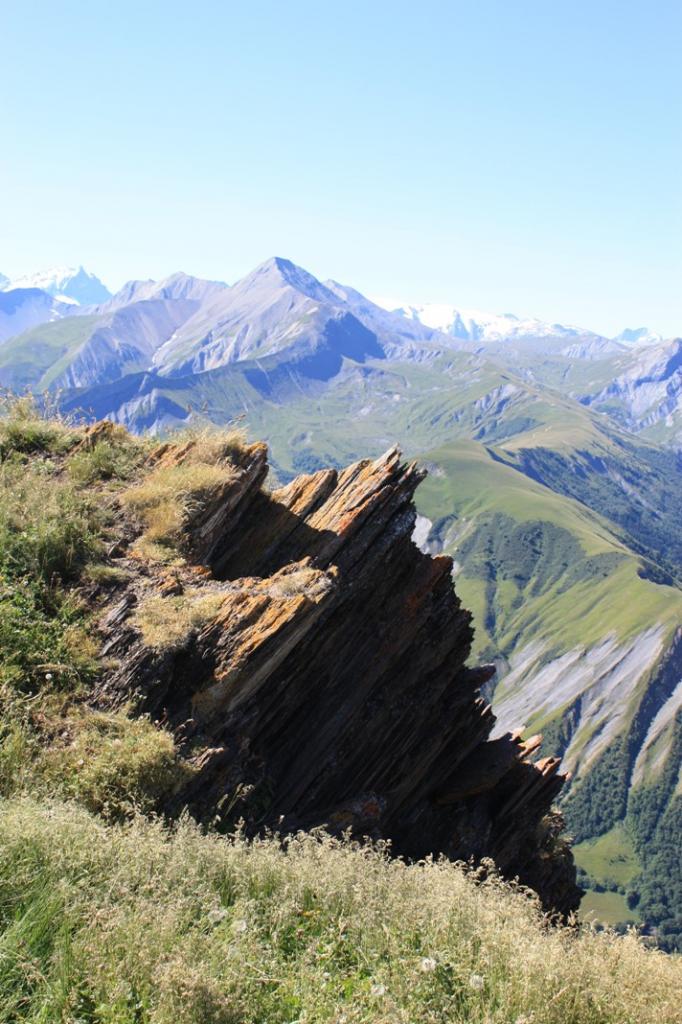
top-left (232, 918), bottom-right (248, 934)
top-left (420, 956), bottom-right (437, 972)
top-left (469, 973), bottom-right (485, 991)
top-left (207, 908), bottom-right (228, 925)
top-left (370, 983), bottom-right (386, 997)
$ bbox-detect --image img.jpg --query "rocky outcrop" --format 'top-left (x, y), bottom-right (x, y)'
top-left (95, 438), bottom-right (581, 915)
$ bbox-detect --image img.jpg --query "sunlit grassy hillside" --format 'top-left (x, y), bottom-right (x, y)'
top-left (3, 798), bottom-right (682, 1024)
top-left (1, 398), bottom-right (681, 1023)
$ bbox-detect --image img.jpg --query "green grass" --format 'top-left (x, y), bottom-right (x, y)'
top-left (0, 797), bottom-right (679, 1024)
top-left (417, 441), bottom-right (624, 558)
top-left (416, 442), bottom-right (682, 657)
top-left (0, 400), bottom-right (187, 808)
top-left (580, 891), bottom-right (640, 928)
top-left (573, 825), bottom-right (641, 889)
top-left (0, 448), bottom-right (102, 696)
top-left (0, 316), bottom-right (100, 390)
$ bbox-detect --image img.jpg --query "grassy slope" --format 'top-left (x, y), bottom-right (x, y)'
top-left (0, 316), bottom-right (100, 390)
top-left (580, 891), bottom-right (640, 928)
top-left (415, 441), bottom-right (682, 659)
top-left (2, 407), bottom-right (681, 1020)
top-left (573, 825), bottom-right (641, 888)
top-left (2, 797), bottom-right (680, 1024)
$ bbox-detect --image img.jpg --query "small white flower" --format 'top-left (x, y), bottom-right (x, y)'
top-left (232, 918), bottom-right (248, 934)
top-left (469, 973), bottom-right (485, 991)
top-left (322, 971), bottom-right (331, 981)
top-left (420, 956), bottom-right (437, 972)
top-left (207, 908), bottom-right (227, 925)
top-left (370, 983), bottom-right (386, 997)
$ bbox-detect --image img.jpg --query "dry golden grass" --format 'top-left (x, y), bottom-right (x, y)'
top-left (134, 590), bottom-right (227, 650)
top-left (124, 462), bottom-right (235, 543)
top-left (267, 566), bottom-right (328, 599)
top-left (0, 798), bottom-right (680, 1024)
top-left (166, 423), bottom-right (248, 464)
top-left (122, 430), bottom-right (244, 562)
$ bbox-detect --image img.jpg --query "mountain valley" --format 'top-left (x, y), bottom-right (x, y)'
top-left (1, 257), bottom-right (681, 945)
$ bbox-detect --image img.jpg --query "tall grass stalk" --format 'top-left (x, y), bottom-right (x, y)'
top-left (0, 798), bottom-right (679, 1024)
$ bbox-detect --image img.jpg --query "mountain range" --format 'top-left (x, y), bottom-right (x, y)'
top-left (1, 256), bottom-right (681, 943)
top-left (1, 258), bottom-right (677, 443)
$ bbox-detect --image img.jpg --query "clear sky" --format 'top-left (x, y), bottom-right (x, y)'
top-left (2, 0), bottom-right (680, 335)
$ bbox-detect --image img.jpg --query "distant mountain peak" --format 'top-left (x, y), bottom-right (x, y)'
top-left (235, 257), bottom-right (339, 305)
top-left (98, 272), bottom-right (229, 313)
top-left (1, 266), bottom-right (111, 306)
top-left (371, 297), bottom-right (601, 344)
top-left (614, 326), bottom-right (664, 346)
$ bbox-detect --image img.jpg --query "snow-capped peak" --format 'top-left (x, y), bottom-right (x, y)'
top-left (371, 297), bottom-right (593, 343)
top-left (1, 266), bottom-right (111, 306)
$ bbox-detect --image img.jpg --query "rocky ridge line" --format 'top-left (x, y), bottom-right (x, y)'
top-left (94, 431), bottom-right (580, 915)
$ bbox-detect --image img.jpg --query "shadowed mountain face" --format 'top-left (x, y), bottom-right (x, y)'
top-left (0, 288), bottom-right (74, 344)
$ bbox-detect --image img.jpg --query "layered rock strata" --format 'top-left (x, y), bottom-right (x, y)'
top-left (96, 437), bottom-right (580, 915)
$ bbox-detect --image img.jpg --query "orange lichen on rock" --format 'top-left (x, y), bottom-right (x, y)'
top-left (94, 436), bottom-right (581, 916)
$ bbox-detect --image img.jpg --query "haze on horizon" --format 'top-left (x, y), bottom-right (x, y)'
top-left (2, 0), bottom-right (680, 337)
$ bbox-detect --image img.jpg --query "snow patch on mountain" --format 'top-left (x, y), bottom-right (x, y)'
top-left (372, 297), bottom-right (601, 344)
top-left (614, 327), bottom-right (664, 347)
top-left (1, 267), bottom-right (111, 306)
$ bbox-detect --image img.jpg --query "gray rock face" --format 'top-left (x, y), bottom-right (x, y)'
top-left (95, 272), bottom-right (228, 314)
top-left (150, 258), bottom-right (353, 375)
top-left (51, 298), bottom-right (206, 390)
top-left (583, 337), bottom-right (682, 440)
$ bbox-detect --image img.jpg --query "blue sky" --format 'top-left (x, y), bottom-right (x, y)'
top-left (2, 0), bottom-right (680, 335)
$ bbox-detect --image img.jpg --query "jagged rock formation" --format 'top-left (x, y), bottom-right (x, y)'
top-left (95, 434), bottom-right (580, 915)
